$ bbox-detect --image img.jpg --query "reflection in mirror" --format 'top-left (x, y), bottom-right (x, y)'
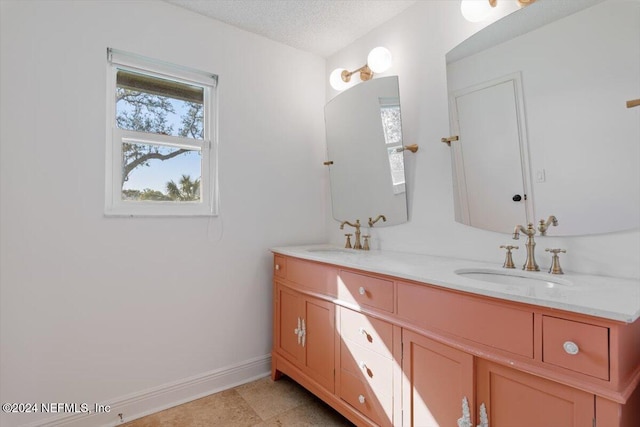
top-left (379, 97), bottom-right (406, 195)
top-left (325, 76), bottom-right (408, 226)
top-left (446, 0), bottom-right (640, 236)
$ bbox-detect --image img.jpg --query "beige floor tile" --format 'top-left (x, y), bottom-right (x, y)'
top-left (123, 389), bottom-right (262, 427)
top-left (235, 376), bottom-right (317, 420)
top-left (122, 376), bottom-right (353, 427)
top-left (256, 400), bottom-right (355, 427)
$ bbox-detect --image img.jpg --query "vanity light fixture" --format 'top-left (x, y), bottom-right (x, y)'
top-left (461, 0), bottom-right (536, 23)
top-left (330, 47), bottom-right (393, 91)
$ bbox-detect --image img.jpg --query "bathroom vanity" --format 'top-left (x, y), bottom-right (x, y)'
top-left (270, 246), bottom-right (640, 427)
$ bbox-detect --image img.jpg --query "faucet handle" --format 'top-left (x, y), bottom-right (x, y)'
top-left (362, 235), bottom-right (370, 251)
top-left (546, 248), bottom-right (566, 274)
top-left (344, 234), bottom-right (353, 249)
top-left (500, 245), bottom-right (519, 269)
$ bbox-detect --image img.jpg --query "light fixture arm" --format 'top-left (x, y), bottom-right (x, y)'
top-left (330, 46), bottom-right (392, 91)
top-left (341, 64), bottom-right (373, 84)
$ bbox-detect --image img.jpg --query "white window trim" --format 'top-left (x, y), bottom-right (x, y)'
top-left (105, 49), bottom-right (219, 217)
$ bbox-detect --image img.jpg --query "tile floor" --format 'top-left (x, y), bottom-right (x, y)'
top-left (122, 375), bottom-right (355, 426)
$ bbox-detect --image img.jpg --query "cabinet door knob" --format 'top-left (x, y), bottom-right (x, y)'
top-left (358, 286), bottom-right (366, 296)
top-left (358, 394), bottom-right (366, 404)
top-left (563, 341), bottom-right (580, 355)
top-left (275, 264), bottom-right (280, 271)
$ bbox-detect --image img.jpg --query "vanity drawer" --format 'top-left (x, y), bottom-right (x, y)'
top-left (338, 270), bottom-right (394, 313)
top-left (340, 308), bottom-right (393, 358)
top-left (286, 257), bottom-right (338, 297)
top-left (397, 281), bottom-right (534, 358)
top-left (341, 340), bottom-right (393, 394)
top-left (542, 316), bottom-right (609, 380)
top-left (340, 369), bottom-right (393, 427)
top-left (274, 255), bottom-right (287, 279)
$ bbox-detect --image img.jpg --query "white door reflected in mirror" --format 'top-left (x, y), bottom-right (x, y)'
top-left (451, 74), bottom-right (533, 232)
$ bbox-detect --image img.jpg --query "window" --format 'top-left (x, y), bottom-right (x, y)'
top-left (105, 48), bottom-right (218, 216)
top-left (379, 97), bottom-right (405, 195)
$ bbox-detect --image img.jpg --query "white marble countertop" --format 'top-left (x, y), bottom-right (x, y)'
top-left (271, 244), bottom-right (640, 323)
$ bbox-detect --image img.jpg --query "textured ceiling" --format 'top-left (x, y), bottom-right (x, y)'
top-left (163, 0), bottom-right (417, 57)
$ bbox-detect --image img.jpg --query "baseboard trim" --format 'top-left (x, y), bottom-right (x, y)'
top-left (26, 354), bottom-right (272, 427)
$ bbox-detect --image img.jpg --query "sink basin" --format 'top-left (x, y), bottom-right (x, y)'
top-left (455, 268), bottom-right (572, 289)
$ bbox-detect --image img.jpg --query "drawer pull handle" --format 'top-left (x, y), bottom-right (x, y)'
top-left (359, 327), bottom-right (373, 343)
top-left (563, 341), bottom-right (580, 355)
top-left (358, 394), bottom-right (366, 404)
top-left (275, 264), bottom-right (280, 271)
top-left (358, 286), bottom-right (366, 295)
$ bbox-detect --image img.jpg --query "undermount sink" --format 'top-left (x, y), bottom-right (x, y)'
top-left (455, 268), bottom-right (573, 289)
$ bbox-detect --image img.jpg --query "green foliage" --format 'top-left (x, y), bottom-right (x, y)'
top-left (122, 188), bottom-right (173, 201)
top-left (166, 175), bottom-right (201, 201)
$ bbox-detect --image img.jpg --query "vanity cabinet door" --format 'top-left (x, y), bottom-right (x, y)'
top-left (476, 359), bottom-right (594, 427)
top-left (303, 296), bottom-right (336, 392)
top-left (275, 285), bottom-right (305, 366)
top-left (402, 330), bottom-right (474, 427)
top-left (274, 283), bottom-right (335, 392)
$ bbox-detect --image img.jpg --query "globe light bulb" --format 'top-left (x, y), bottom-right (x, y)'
top-left (367, 47), bottom-right (393, 73)
top-left (329, 68), bottom-right (349, 91)
top-left (460, 0), bottom-right (494, 22)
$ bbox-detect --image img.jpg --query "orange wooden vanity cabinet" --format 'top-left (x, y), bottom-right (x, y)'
top-left (271, 254), bottom-right (640, 427)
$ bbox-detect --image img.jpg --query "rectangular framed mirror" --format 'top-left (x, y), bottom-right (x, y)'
top-left (325, 76), bottom-right (408, 226)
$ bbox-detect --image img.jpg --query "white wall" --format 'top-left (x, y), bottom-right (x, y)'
top-left (0, 1), bottom-right (327, 426)
top-left (325, 0), bottom-right (640, 280)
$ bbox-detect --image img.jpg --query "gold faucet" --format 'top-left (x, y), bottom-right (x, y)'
top-left (513, 216), bottom-right (558, 271)
top-left (512, 223), bottom-right (539, 271)
top-left (340, 219), bottom-right (363, 249)
top-left (368, 215), bottom-right (387, 227)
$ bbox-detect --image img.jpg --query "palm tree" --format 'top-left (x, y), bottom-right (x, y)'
top-left (166, 175), bottom-right (200, 201)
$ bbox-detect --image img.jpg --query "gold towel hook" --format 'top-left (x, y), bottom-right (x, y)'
top-left (626, 99), bottom-right (640, 108)
top-left (441, 136), bottom-right (459, 146)
top-left (395, 144), bottom-right (419, 153)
